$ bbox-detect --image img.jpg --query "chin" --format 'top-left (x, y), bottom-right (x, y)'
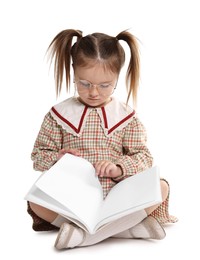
top-left (88, 102), bottom-right (102, 107)
top-left (86, 99), bottom-right (101, 105)
top-left (78, 97), bottom-right (110, 107)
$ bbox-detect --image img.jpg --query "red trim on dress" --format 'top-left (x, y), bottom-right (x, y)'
top-left (101, 107), bottom-right (108, 128)
top-left (108, 111), bottom-right (135, 134)
top-left (51, 106), bottom-right (88, 134)
top-left (78, 106), bottom-right (88, 132)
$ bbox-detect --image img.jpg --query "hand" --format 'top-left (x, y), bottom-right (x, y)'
top-left (57, 148), bottom-right (81, 160)
top-left (94, 161), bottom-right (123, 178)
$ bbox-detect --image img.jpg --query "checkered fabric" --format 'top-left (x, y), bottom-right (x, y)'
top-left (29, 100), bottom-right (177, 231)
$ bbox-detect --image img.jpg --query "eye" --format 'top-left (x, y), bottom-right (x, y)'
top-left (79, 80), bottom-right (90, 88)
top-left (99, 83), bottom-right (110, 89)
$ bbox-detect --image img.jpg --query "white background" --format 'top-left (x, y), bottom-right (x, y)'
top-left (0, 0), bottom-right (199, 258)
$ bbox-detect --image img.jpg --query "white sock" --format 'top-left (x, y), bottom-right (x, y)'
top-left (55, 222), bottom-right (84, 249)
top-left (113, 216), bottom-right (166, 240)
top-left (55, 210), bottom-right (147, 249)
top-left (51, 215), bottom-right (70, 228)
top-left (112, 220), bottom-right (149, 239)
top-left (78, 210), bottom-right (147, 247)
top-left (130, 221), bottom-right (151, 238)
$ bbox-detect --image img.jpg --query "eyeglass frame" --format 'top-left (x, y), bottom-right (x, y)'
top-left (74, 79), bottom-right (117, 94)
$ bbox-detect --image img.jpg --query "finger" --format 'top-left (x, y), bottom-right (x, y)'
top-left (61, 148), bottom-right (68, 154)
top-left (94, 161), bottom-right (103, 176)
top-left (95, 161), bottom-right (107, 176)
top-left (104, 163), bottom-right (115, 177)
top-left (98, 161), bottom-right (112, 177)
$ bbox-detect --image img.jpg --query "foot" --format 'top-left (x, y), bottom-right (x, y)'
top-left (130, 216), bottom-right (166, 240)
top-left (54, 222), bottom-right (85, 249)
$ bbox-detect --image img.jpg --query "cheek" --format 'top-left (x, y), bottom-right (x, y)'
top-left (77, 90), bottom-right (87, 98)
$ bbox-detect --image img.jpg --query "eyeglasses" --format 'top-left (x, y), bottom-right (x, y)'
top-left (75, 80), bottom-right (115, 94)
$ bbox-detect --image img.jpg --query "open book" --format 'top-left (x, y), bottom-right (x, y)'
top-left (25, 154), bottom-right (162, 234)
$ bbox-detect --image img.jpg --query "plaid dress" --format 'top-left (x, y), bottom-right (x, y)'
top-left (28, 97), bottom-right (177, 231)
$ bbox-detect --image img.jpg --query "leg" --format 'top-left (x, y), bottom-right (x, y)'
top-left (112, 216), bottom-right (165, 240)
top-left (112, 180), bottom-right (168, 239)
top-left (145, 180), bottom-right (169, 215)
top-left (150, 179), bottom-right (178, 224)
top-left (27, 202), bottom-right (59, 231)
top-left (29, 202), bottom-right (58, 223)
top-left (30, 179), bottom-right (168, 223)
top-left (54, 180), bottom-right (168, 249)
top-left (29, 202), bottom-right (71, 230)
top-left (54, 210), bottom-right (147, 249)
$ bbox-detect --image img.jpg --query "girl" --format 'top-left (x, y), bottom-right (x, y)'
top-left (27, 29), bottom-right (177, 249)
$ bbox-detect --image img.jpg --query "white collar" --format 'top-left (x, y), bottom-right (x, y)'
top-left (50, 97), bottom-right (135, 137)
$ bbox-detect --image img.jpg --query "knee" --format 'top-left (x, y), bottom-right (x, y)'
top-left (160, 180), bottom-right (169, 202)
top-left (29, 202), bottom-right (43, 215)
top-left (29, 202), bottom-right (58, 223)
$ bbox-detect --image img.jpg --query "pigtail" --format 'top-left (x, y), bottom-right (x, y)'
top-left (47, 29), bottom-right (82, 96)
top-left (116, 30), bottom-right (140, 105)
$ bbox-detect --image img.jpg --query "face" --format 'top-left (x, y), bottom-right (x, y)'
top-left (74, 64), bottom-right (118, 107)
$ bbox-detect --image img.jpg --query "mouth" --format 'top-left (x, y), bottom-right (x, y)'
top-left (88, 98), bottom-right (100, 101)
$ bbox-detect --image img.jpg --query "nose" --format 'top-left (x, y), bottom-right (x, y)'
top-left (88, 85), bottom-right (99, 97)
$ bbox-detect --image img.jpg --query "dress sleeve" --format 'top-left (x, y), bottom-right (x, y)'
top-left (31, 112), bottom-right (63, 171)
top-left (113, 116), bottom-right (153, 182)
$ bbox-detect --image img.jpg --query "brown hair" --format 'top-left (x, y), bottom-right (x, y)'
top-left (48, 29), bottom-right (140, 104)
